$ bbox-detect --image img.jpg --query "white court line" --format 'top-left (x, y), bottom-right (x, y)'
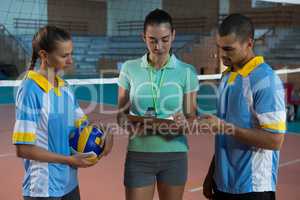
top-left (189, 158), bottom-right (300, 193)
top-left (0, 153), bottom-right (15, 158)
top-left (189, 186), bottom-right (203, 192)
top-left (279, 158), bottom-right (300, 168)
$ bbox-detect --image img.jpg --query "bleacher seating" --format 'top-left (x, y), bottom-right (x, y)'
top-left (0, 24), bottom-right (28, 78)
top-left (17, 33), bottom-right (199, 77)
top-left (262, 28), bottom-right (300, 68)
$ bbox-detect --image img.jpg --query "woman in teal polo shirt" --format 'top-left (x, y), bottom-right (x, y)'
top-left (117, 9), bottom-right (198, 200)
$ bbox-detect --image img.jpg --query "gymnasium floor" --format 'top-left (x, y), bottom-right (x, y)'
top-left (0, 102), bottom-right (300, 200)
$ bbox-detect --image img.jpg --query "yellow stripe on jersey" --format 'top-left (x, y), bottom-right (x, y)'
top-left (228, 72), bottom-right (238, 85)
top-left (12, 132), bottom-right (36, 144)
top-left (261, 121), bottom-right (286, 132)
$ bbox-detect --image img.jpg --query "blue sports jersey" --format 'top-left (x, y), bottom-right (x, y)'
top-left (12, 71), bottom-right (87, 197)
top-left (214, 56), bottom-right (286, 194)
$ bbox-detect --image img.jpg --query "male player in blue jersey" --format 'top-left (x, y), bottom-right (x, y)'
top-left (199, 14), bottom-right (286, 200)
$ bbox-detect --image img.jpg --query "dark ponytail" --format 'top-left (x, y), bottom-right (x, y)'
top-left (28, 25), bottom-right (72, 71)
top-left (29, 34), bottom-right (38, 70)
top-left (28, 52), bottom-right (38, 70)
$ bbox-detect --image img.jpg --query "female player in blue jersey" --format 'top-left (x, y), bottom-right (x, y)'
top-left (117, 9), bottom-right (198, 200)
top-left (12, 26), bottom-right (113, 200)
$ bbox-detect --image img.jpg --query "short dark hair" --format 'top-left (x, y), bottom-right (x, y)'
top-left (143, 9), bottom-right (174, 33)
top-left (218, 13), bottom-right (254, 42)
top-left (29, 25), bottom-right (71, 70)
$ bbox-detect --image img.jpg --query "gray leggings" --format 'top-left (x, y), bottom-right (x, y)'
top-left (23, 186), bottom-right (80, 200)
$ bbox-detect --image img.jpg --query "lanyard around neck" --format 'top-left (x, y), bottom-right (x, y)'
top-left (149, 67), bottom-right (166, 114)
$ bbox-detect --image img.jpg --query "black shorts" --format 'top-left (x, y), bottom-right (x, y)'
top-left (213, 189), bottom-right (275, 200)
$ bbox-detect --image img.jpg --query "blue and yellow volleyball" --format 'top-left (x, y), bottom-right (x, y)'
top-left (69, 125), bottom-right (106, 158)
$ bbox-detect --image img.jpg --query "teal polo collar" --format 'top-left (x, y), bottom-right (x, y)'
top-left (141, 53), bottom-right (176, 69)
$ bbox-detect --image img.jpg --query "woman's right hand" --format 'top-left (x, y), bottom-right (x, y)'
top-left (117, 112), bottom-right (145, 138)
top-left (68, 153), bottom-right (97, 168)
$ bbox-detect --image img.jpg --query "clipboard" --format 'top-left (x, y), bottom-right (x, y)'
top-left (126, 114), bottom-right (175, 125)
top-left (126, 114), bottom-right (184, 134)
